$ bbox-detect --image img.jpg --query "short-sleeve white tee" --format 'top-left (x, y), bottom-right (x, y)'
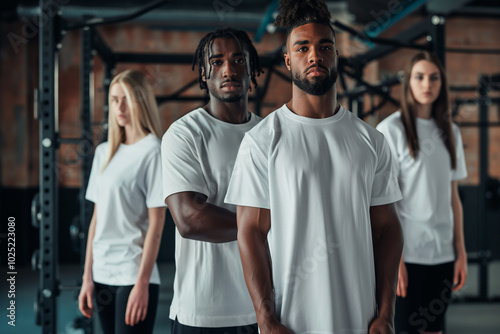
top-left (85, 133), bottom-right (165, 286)
top-left (225, 104), bottom-right (402, 334)
top-left (376, 112), bottom-right (467, 264)
top-left (161, 108), bottom-right (260, 327)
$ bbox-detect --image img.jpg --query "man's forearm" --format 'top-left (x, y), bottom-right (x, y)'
top-left (238, 226), bottom-right (278, 328)
top-left (191, 202), bottom-right (238, 242)
top-left (370, 204), bottom-right (404, 320)
top-left (236, 206), bottom-right (279, 330)
top-left (373, 220), bottom-right (403, 319)
top-left (167, 192), bottom-right (237, 243)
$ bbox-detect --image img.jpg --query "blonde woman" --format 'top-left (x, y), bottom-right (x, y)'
top-left (78, 69), bottom-right (165, 334)
top-left (377, 52), bottom-right (467, 334)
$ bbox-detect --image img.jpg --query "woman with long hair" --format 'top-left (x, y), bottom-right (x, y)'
top-left (377, 52), bottom-right (468, 334)
top-left (78, 69), bottom-right (165, 334)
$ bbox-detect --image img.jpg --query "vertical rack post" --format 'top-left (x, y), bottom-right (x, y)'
top-left (39, 1), bottom-right (60, 332)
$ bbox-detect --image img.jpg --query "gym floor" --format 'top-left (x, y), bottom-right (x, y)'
top-left (3, 261), bottom-right (500, 334)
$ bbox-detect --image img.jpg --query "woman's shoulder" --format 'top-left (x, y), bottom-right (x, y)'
top-left (94, 141), bottom-right (110, 155)
top-left (377, 111), bottom-right (402, 126)
top-left (376, 111), bottom-right (404, 135)
top-left (141, 133), bottom-right (161, 153)
top-left (145, 132), bottom-right (161, 144)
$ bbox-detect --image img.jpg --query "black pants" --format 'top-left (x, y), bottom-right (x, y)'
top-left (395, 262), bottom-right (454, 334)
top-left (171, 317), bottom-right (258, 334)
top-left (94, 282), bottom-right (159, 334)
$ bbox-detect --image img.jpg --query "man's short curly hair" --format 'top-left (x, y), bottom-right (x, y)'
top-left (274, 0), bottom-right (334, 37)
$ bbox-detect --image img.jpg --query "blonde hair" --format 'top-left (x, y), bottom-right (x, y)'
top-left (101, 69), bottom-right (162, 171)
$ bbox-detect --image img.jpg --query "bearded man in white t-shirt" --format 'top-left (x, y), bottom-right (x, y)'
top-left (161, 28), bottom-right (263, 334)
top-left (225, 1), bottom-right (404, 334)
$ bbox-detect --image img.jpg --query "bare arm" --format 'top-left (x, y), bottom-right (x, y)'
top-left (451, 181), bottom-right (467, 291)
top-left (78, 205), bottom-right (97, 318)
top-left (369, 203), bottom-right (403, 334)
top-left (237, 206), bottom-right (291, 334)
top-left (166, 191), bottom-right (237, 243)
top-left (136, 207), bottom-right (166, 285)
top-left (126, 207), bottom-right (166, 326)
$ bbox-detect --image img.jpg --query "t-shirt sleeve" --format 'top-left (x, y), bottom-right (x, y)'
top-left (85, 144), bottom-right (104, 203)
top-left (225, 133), bottom-right (270, 209)
top-left (143, 147), bottom-right (167, 208)
top-left (371, 136), bottom-right (403, 206)
top-left (452, 124), bottom-right (468, 181)
top-left (161, 126), bottom-right (209, 202)
top-left (376, 120), bottom-right (400, 176)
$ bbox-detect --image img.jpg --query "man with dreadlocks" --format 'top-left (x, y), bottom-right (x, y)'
top-left (225, 1), bottom-right (403, 333)
top-left (161, 27), bottom-right (262, 334)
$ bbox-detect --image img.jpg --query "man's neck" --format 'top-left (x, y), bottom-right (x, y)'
top-left (287, 85), bottom-right (339, 119)
top-left (204, 97), bottom-right (250, 124)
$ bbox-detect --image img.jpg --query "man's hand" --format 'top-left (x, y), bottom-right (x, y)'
top-left (260, 319), bottom-right (293, 334)
top-left (369, 315), bottom-right (394, 334)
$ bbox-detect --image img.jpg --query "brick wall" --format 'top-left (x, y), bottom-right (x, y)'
top-left (1, 15), bottom-right (499, 188)
top-left (375, 16), bottom-right (500, 185)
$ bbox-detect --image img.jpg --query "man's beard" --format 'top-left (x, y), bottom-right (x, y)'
top-left (291, 65), bottom-right (338, 96)
top-left (218, 94), bottom-right (243, 103)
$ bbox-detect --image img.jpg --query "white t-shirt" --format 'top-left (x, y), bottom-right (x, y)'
top-left (161, 108), bottom-right (260, 327)
top-left (225, 104), bottom-right (402, 334)
top-left (86, 133), bottom-right (165, 286)
top-left (376, 112), bottom-right (467, 265)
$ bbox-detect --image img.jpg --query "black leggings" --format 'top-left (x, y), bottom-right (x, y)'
top-left (395, 262), bottom-right (454, 334)
top-left (94, 282), bottom-right (159, 334)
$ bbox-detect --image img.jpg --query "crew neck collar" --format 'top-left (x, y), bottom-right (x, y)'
top-left (120, 133), bottom-right (154, 147)
top-left (198, 108), bottom-right (256, 127)
top-left (280, 104), bottom-right (346, 125)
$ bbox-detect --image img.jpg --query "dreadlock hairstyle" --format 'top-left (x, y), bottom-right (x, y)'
top-left (274, 0), bottom-right (334, 37)
top-left (192, 27), bottom-right (263, 91)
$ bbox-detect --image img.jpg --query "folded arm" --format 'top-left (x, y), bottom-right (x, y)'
top-left (166, 191), bottom-right (237, 243)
